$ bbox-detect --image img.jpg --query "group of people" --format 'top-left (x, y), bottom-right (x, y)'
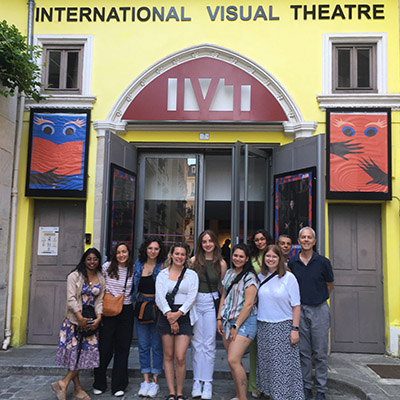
top-left (52, 227), bottom-right (334, 400)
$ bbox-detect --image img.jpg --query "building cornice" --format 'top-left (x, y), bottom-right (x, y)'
top-left (25, 94), bottom-right (97, 109)
top-left (317, 94), bottom-right (400, 111)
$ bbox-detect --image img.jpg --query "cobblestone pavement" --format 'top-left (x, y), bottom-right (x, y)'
top-left (0, 373), bottom-right (361, 400)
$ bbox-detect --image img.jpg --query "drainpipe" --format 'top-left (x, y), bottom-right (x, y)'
top-left (2, 0), bottom-right (35, 351)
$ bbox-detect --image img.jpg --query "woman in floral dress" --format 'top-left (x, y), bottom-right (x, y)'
top-left (52, 248), bottom-right (105, 400)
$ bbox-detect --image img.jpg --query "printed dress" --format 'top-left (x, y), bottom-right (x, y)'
top-left (55, 282), bottom-right (101, 370)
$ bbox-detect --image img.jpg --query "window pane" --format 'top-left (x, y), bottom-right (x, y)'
top-left (144, 157), bottom-right (196, 251)
top-left (66, 51), bottom-right (79, 88)
top-left (357, 49), bottom-right (370, 88)
top-left (48, 51), bottom-right (61, 88)
top-left (337, 49), bottom-right (350, 88)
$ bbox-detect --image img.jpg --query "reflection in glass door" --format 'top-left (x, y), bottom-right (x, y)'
top-left (232, 142), bottom-right (270, 245)
top-left (138, 155), bottom-right (200, 251)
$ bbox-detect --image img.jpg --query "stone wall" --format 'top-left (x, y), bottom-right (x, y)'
top-left (0, 89), bottom-right (17, 343)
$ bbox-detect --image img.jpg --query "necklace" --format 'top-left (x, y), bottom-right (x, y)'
top-left (143, 262), bottom-right (155, 276)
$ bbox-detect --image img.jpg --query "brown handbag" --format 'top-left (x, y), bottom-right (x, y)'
top-left (102, 270), bottom-right (130, 317)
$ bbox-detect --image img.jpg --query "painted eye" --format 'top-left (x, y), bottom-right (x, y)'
top-left (364, 127), bottom-right (378, 137)
top-left (42, 124), bottom-right (54, 135)
top-left (342, 126), bottom-right (355, 137)
top-left (63, 125), bottom-right (76, 136)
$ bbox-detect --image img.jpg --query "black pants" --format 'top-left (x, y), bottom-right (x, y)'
top-left (93, 304), bottom-right (134, 394)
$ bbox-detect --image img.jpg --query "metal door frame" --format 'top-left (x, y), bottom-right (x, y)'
top-left (231, 142), bottom-right (271, 245)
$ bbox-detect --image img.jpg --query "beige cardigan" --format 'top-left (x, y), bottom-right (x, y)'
top-left (65, 270), bottom-right (106, 325)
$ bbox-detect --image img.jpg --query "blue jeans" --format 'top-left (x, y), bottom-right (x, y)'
top-left (226, 314), bottom-right (257, 340)
top-left (135, 317), bottom-right (163, 375)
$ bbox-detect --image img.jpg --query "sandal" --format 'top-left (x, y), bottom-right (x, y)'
top-left (74, 391), bottom-right (91, 400)
top-left (166, 395), bottom-right (176, 400)
top-left (51, 381), bottom-right (66, 400)
top-left (176, 396), bottom-right (187, 400)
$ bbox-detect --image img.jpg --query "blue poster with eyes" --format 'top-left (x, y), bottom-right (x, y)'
top-left (27, 110), bottom-right (90, 196)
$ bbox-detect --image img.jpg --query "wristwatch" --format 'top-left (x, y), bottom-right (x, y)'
top-left (291, 325), bottom-right (299, 331)
top-left (232, 323), bottom-right (238, 330)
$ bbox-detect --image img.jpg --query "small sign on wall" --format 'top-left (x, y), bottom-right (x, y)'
top-left (38, 226), bottom-right (59, 256)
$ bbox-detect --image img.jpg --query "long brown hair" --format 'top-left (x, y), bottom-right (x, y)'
top-left (193, 230), bottom-right (223, 275)
top-left (107, 242), bottom-right (134, 279)
top-left (261, 244), bottom-right (288, 278)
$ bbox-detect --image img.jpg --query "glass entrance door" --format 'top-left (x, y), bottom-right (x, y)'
top-left (231, 142), bottom-right (270, 245)
top-left (135, 146), bottom-right (271, 254)
top-left (136, 154), bottom-right (202, 252)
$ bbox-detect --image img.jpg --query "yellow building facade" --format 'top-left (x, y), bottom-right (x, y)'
top-left (2, 0), bottom-right (400, 355)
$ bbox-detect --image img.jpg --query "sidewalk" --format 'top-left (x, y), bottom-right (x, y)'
top-left (0, 345), bottom-right (399, 399)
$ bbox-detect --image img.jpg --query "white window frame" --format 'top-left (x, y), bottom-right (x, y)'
top-left (36, 35), bottom-right (93, 95)
top-left (322, 33), bottom-right (386, 95)
top-left (26, 35), bottom-right (96, 109)
top-left (317, 33), bottom-right (400, 110)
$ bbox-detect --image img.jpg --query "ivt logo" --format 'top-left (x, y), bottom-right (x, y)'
top-left (167, 77), bottom-right (251, 112)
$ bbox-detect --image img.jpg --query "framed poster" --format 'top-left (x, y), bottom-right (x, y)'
top-left (108, 164), bottom-right (136, 257)
top-left (25, 108), bottom-right (90, 197)
top-left (327, 108), bottom-right (391, 200)
top-left (274, 167), bottom-right (316, 254)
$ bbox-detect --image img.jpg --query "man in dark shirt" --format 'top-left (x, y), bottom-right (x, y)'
top-left (288, 227), bottom-right (334, 400)
top-left (278, 234), bottom-right (292, 265)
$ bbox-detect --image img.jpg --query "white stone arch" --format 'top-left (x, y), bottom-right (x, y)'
top-left (95, 43), bottom-right (317, 140)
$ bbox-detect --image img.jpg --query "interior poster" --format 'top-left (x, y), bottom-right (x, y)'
top-left (26, 108), bottom-right (90, 197)
top-left (327, 109), bottom-right (391, 200)
top-left (274, 168), bottom-right (316, 255)
top-left (108, 164), bottom-right (136, 257)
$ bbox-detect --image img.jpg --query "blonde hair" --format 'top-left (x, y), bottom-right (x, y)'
top-left (164, 242), bottom-right (192, 269)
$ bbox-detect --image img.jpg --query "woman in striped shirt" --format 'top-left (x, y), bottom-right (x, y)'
top-left (217, 243), bottom-right (258, 400)
top-left (93, 242), bottom-right (134, 397)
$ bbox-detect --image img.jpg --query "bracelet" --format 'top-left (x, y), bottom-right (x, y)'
top-left (217, 318), bottom-right (222, 321)
top-left (291, 325), bottom-right (299, 331)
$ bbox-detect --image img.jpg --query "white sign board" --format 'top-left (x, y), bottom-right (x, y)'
top-left (38, 227), bottom-right (59, 256)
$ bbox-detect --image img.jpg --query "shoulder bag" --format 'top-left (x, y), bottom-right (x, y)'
top-left (204, 268), bottom-right (220, 317)
top-left (165, 267), bottom-right (187, 312)
top-left (258, 271), bottom-right (278, 289)
top-left (103, 270), bottom-right (130, 317)
top-left (225, 270), bottom-right (248, 298)
top-left (134, 300), bottom-right (158, 324)
top-left (134, 272), bottom-right (158, 324)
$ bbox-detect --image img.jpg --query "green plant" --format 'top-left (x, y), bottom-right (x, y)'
top-left (0, 20), bottom-right (42, 102)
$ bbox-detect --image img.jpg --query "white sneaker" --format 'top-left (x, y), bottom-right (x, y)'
top-left (93, 388), bottom-right (103, 395)
top-left (114, 391), bottom-right (125, 397)
top-left (147, 382), bottom-right (160, 398)
top-left (192, 381), bottom-right (202, 398)
top-left (201, 382), bottom-right (212, 400)
top-left (138, 381), bottom-right (150, 397)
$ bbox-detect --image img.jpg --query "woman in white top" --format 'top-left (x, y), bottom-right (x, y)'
top-left (256, 245), bottom-right (304, 400)
top-left (155, 243), bottom-right (199, 400)
top-left (93, 242), bottom-right (134, 398)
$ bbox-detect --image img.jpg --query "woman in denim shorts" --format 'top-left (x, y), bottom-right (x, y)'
top-left (217, 244), bottom-right (259, 400)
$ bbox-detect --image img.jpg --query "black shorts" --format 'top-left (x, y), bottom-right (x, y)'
top-left (156, 306), bottom-right (192, 336)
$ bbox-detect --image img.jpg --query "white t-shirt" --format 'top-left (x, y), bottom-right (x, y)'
top-left (257, 271), bottom-right (300, 323)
